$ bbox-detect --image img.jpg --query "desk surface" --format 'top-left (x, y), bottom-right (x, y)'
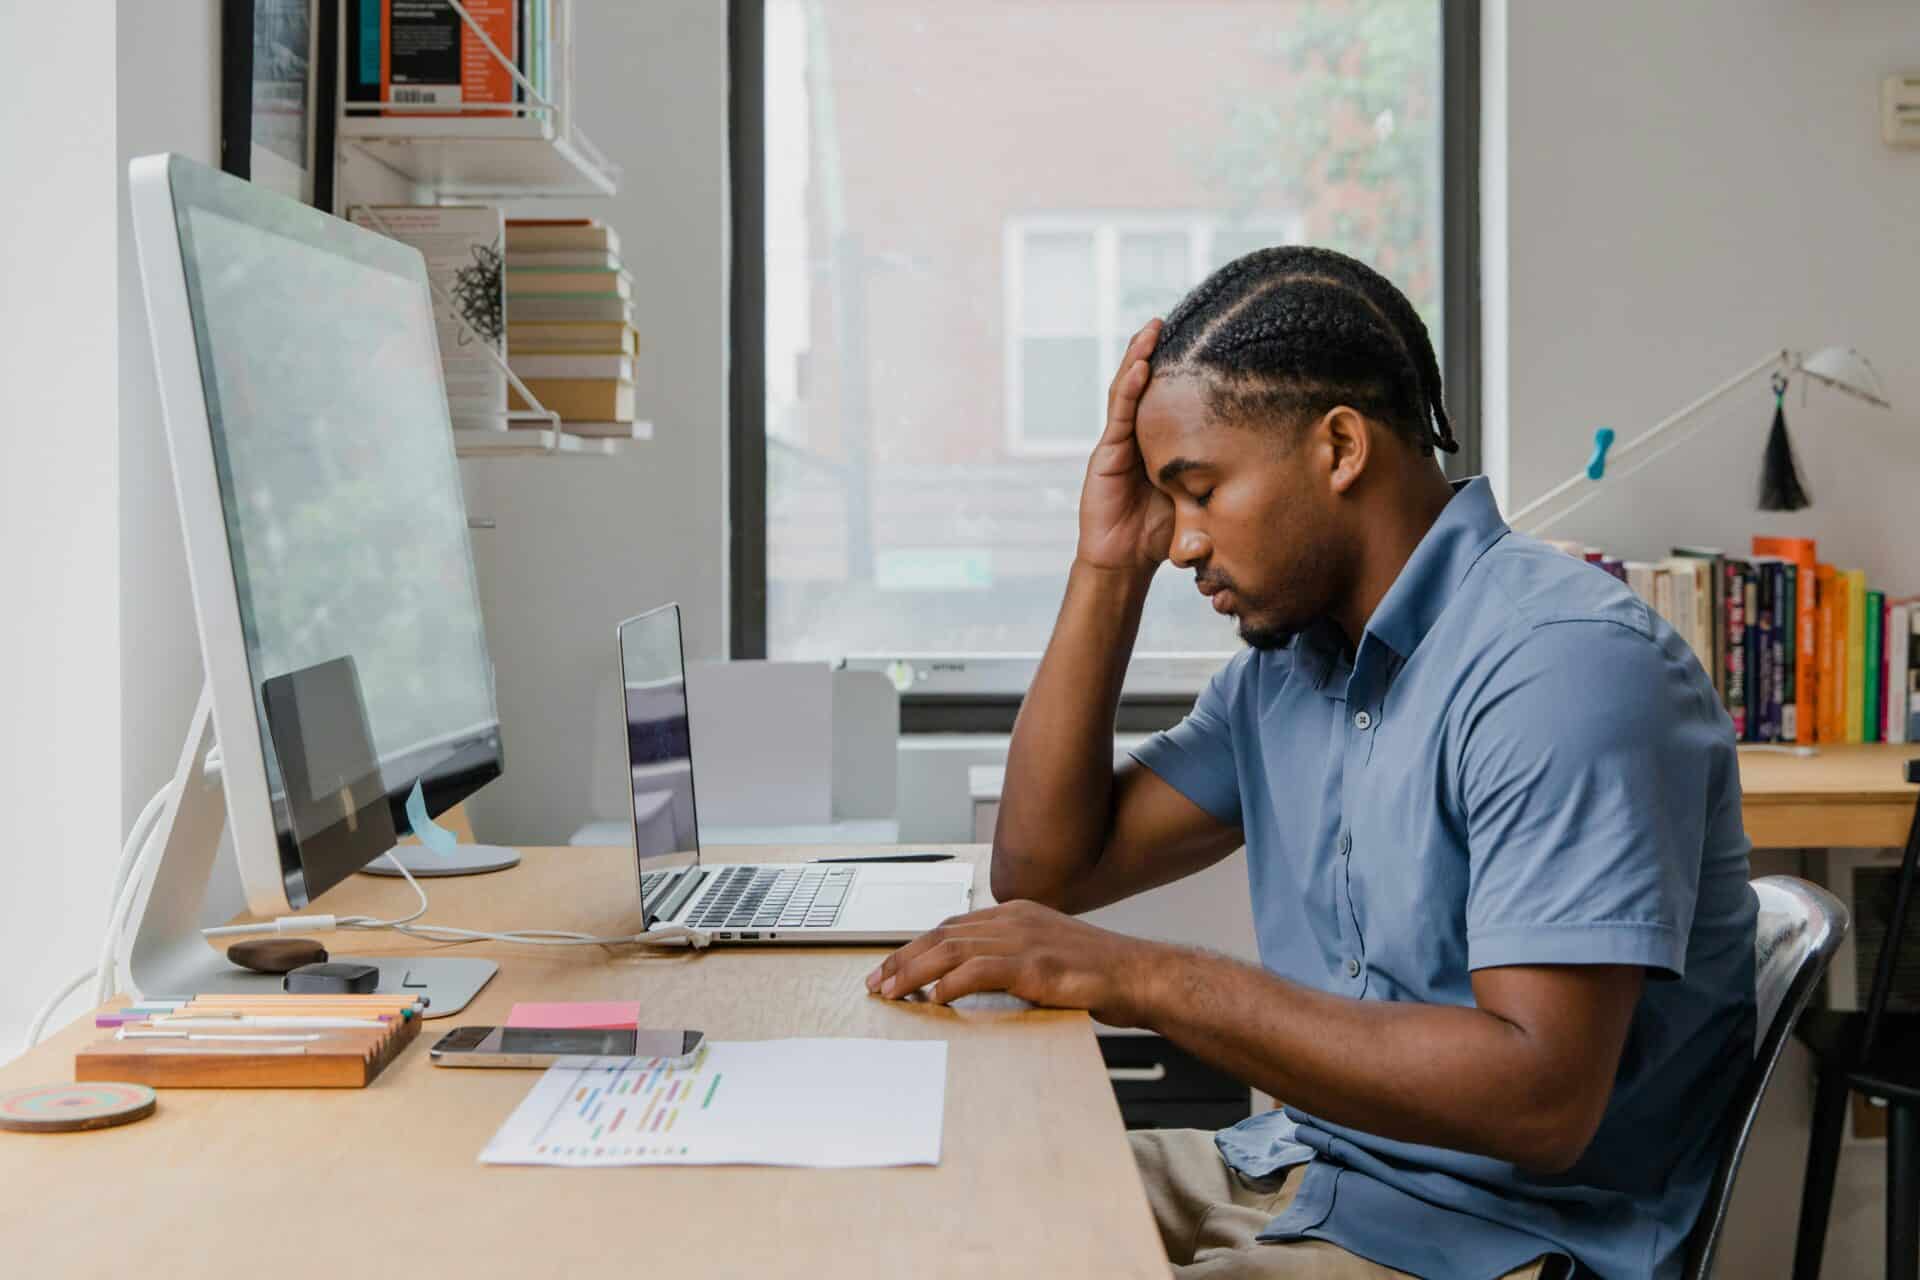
top-left (0, 846), bottom-right (1166, 1279)
top-left (969, 745), bottom-right (1920, 850)
top-left (1736, 743), bottom-right (1920, 848)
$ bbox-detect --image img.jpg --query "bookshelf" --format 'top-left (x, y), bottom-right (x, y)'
top-left (334, 0), bottom-right (638, 458)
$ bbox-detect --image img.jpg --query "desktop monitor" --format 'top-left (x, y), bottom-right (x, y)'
top-left (129, 153), bottom-right (502, 919)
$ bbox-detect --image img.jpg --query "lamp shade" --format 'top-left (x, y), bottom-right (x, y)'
top-left (1797, 347), bottom-right (1892, 409)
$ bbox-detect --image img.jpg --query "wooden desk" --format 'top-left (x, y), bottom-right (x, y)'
top-left (1738, 743), bottom-right (1920, 848)
top-left (0, 846), bottom-right (1166, 1279)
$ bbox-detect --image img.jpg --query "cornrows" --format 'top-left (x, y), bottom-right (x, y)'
top-left (1148, 246), bottom-right (1457, 457)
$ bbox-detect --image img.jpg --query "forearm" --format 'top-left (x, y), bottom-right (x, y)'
top-left (1135, 946), bottom-right (1597, 1173)
top-left (992, 559), bottom-right (1154, 904)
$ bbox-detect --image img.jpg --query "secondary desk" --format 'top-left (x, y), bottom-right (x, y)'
top-left (0, 845), bottom-right (1167, 1279)
top-left (6, 749), bottom-right (1917, 1276)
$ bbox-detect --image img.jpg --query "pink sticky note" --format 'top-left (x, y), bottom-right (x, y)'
top-left (506, 1001), bottom-right (641, 1031)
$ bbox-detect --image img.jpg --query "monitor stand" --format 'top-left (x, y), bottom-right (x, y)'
top-left (360, 845), bottom-right (521, 878)
top-left (117, 685), bottom-right (497, 1017)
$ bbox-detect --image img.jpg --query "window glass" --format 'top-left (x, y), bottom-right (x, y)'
top-left (763, 0), bottom-right (1444, 667)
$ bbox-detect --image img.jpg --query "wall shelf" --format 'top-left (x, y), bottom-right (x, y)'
top-left (338, 0), bottom-right (639, 462)
top-left (339, 115), bottom-right (619, 201)
top-left (454, 420), bottom-right (653, 458)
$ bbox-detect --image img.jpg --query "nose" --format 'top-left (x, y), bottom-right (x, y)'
top-left (1168, 524), bottom-right (1211, 570)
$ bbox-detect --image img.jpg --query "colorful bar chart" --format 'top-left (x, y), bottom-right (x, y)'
top-left (480, 1039), bottom-right (946, 1169)
top-left (528, 1044), bottom-right (720, 1160)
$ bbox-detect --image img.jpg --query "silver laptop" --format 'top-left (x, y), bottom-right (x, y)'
top-left (617, 603), bottom-right (973, 944)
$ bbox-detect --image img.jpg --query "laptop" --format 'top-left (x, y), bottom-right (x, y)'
top-left (617, 603), bottom-right (974, 944)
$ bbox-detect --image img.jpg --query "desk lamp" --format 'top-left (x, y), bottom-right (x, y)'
top-left (1509, 347), bottom-right (1893, 539)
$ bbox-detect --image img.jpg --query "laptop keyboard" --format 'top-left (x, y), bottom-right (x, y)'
top-left (687, 865), bottom-right (854, 931)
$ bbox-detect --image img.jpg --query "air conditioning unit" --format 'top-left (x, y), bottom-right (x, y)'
top-left (1823, 848), bottom-right (1920, 1142)
top-left (1885, 73), bottom-right (1920, 148)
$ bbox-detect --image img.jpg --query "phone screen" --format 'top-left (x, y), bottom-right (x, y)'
top-left (498, 1028), bottom-right (639, 1055)
top-left (436, 1027), bottom-right (701, 1059)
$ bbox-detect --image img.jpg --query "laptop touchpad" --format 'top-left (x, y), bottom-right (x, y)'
top-left (843, 879), bottom-right (967, 931)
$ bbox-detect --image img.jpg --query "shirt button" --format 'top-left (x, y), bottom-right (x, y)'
top-left (1353, 710), bottom-right (1372, 730)
top-left (1337, 832), bottom-right (1352, 857)
top-left (1346, 958), bottom-right (1362, 978)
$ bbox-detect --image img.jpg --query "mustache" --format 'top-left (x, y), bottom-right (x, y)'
top-left (1194, 570), bottom-right (1238, 595)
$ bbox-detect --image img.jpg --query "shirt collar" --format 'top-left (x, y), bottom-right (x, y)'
top-left (1363, 476), bottom-right (1509, 661)
top-left (1286, 477), bottom-right (1508, 695)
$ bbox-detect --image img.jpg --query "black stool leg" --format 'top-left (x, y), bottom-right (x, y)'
top-left (1794, 1070), bottom-right (1852, 1280)
top-left (1891, 1101), bottom-right (1919, 1280)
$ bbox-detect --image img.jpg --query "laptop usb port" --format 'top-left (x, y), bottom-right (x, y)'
top-left (740, 931), bottom-right (761, 939)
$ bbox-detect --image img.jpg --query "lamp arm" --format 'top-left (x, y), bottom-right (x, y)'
top-left (1508, 350), bottom-right (1788, 535)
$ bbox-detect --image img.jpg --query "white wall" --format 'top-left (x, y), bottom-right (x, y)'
top-left (0, 5), bottom-right (123, 1055)
top-left (1497, 1), bottom-right (1920, 575)
top-left (115, 0), bottom-right (238, 937)
top-left (447, 0), bottom-right (731, 845)
top-left (1491, 5), bottom-right (1920, 1276)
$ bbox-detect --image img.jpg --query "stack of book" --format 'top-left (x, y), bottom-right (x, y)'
top-left (503, 218), bottom-right (641, 439)
top-left (1546, 536), bottom-right (1917, 744)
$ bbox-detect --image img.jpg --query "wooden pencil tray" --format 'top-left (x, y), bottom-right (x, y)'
top-left (74, 1013), bottom-right (421, 1088)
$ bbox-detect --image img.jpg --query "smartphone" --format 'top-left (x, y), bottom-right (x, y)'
top-left (429, 1026), bottom-right (705, 1068)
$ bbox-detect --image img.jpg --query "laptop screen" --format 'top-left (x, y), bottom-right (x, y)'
top-left (617, 604), bottom-right (703, 919)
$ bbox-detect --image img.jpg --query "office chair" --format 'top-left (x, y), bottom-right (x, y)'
top-left (1684, 876), bottom-right (1850, 1280)
top-left (1792, 759), bottom-right (1920, 1280)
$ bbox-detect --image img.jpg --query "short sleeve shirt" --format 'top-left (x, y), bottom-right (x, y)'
top-left (1131, 478), bottom-right (1757, 1280)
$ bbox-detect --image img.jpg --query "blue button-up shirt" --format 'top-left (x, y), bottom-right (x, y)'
top-left (1132, 478), bottom-right (1756, 1280)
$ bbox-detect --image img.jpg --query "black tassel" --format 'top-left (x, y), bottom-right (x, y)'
top-left (1758, 397), bottom-right (1811, 511)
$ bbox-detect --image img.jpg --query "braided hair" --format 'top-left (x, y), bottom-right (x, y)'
top-left (1149, 246), bottom-right (1457, 457)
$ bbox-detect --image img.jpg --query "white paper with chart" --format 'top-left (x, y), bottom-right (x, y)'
top-left (478, 1038), bottom-right (947, 1168)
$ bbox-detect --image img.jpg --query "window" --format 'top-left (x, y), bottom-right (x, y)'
top-left (1006, 215), bottom-right (1301, 455)
top-left (733, 0), bottom-right (1475, 717)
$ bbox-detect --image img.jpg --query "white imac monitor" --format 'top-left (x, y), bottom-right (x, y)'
top-left (122, 153), bottom-right (504, 1011)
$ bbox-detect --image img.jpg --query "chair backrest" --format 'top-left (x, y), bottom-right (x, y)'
top-left (1860, 760), bottom-right (1920, 1058)
top-left (1682, 875), bottom-right (1849, 1280)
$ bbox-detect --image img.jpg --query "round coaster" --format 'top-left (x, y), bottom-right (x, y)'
top-left (0, 1082), bottom-right (157, 1133)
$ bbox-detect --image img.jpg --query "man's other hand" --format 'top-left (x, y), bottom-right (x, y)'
top-left (865, 900), bottom-right (1164, 1026)
top-left (1076, 320), bottom-right (1173, 573)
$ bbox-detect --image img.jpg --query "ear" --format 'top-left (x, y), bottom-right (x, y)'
top-left (1319, 406), bottom-right (1372, 495)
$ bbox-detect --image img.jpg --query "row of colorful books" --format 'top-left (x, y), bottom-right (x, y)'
top-left (1547, 536), bottom-right (1916, 744)
top-left (503, 218), bottom-right (639, 438)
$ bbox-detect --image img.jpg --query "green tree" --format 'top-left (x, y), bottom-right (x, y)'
top-left (1195, 0), bottom-right (1441, 325)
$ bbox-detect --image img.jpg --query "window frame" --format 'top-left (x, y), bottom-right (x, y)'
top-left (728, 0), bottom-right (1482, 732)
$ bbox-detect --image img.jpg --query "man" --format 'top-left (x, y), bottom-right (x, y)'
top-left (867, 247), bottom-right (1757, 1279)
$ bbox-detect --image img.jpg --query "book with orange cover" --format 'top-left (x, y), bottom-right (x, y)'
top-left (1753, 537), bottom-right (1817, 744)
top-left (1815, 564), bottom-right (1840, 743)
top-left (380, 0), bottom-right (517, 119)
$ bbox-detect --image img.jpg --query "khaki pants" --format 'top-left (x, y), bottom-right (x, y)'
top-left (1130, 1129), bottom-right (1559, 1280)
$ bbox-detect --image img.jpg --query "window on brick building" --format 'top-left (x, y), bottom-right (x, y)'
top-left (1006, 216), bottom-right (1301, 456)
top-left (735, 0), bottom-right (1475, 725)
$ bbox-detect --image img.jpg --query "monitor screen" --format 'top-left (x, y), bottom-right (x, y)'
top-left (168, 163), bottom-right (501, 904)
top-left (618, 604), bottom-right (702, 917)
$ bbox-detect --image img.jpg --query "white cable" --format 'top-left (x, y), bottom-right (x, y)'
top-left (95, 789), bottom-right (179, 1006)
top-left (335, 854), bottom-right (711, 950)
top-left (202, 915), bottom-right (341, 939)
top-left (24, 782), bottom-right (177, 1052)
top-left (22, 970), bottom-right (96, 1057)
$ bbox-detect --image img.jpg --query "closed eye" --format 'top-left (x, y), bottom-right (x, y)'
top-left (1194, 489), bottom-right (1215, 510)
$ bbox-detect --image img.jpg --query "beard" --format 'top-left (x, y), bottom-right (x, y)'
top-left (1237, 613), bottom-right (1301, 651)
